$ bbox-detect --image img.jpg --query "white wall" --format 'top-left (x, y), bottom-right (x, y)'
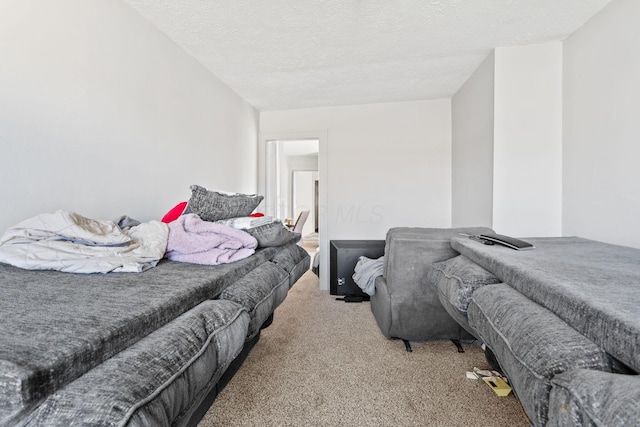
top-left (260, 100), bottom-right (452, 289)
top-left (493, 42), bottom-right (563, 237)
top-left (261, 100), bottom-right (452, 237)
top-left (451, 52), bottom-right (495, 228)
top-left (451, 42), bottom-right (562, 238)
top-left (563, 0), bottom-right (640, 248)
top-left (0, 0), bottom-right (259, 233)
top-left (289, 154), bottom-right (319, 236)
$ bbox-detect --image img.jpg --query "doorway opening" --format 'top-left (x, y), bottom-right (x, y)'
top-left (264, 139), bottom-right (319, 251)
top-left (258, 131), bottom-right (328, 291)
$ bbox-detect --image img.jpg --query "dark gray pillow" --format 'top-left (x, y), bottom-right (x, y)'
top-left (185, 185), bottom-right (263, 222)
top-left (246, 222), bottom-right (299, 247)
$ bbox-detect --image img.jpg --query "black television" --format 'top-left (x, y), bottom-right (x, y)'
top-left (329, 240), bottom-right (385, 301)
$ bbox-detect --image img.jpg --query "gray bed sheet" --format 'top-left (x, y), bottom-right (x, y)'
top-left (0, 246), bottom-right (280, 421)
top-left (451, 236), bottom-right (640, 372)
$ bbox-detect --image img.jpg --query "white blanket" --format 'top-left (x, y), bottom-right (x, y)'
top-left (0, 210), bottom-right (168, 273)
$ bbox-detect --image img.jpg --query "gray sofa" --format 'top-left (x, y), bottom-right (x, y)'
top-left (376, 227), bottom-right (640, 426)
top-left (449, 235), bottom-right (640, 426)
top-left (0, 241), bottom-right (310, 427)
top-left (370, 227), bottom-right (493, 345)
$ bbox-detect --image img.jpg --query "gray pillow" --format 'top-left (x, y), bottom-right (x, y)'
top-left (185, 185), bottom-right (263, 222)
top-left (246, 222), bottom-right (299, 247)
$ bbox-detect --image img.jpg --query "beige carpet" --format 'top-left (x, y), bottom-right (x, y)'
top-left (199, 270), bottom-right (530, 426)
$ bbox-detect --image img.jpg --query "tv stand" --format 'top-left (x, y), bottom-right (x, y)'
top-left (335, 294), bottom-right (371, 303)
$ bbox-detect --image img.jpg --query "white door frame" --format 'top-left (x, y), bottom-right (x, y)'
top-left (258, 131), bottom-right (329, 291)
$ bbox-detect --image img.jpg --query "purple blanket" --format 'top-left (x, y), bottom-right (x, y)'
top-left (166, 214), bottom-right (258, 265)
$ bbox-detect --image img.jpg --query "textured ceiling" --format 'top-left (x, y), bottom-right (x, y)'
top-left (122, 0), bottom-right (612, 111)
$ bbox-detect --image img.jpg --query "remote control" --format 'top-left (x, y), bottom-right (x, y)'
top-left (477, 233), bottom-right (534, 250)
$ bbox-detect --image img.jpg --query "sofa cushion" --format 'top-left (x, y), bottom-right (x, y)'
top-left (271, 242), bottom-right (311, 288)
top-left (220, 262), bottom-right (289, 339)
top-left (16, 300), bottom-right (249, 427)
top-left (548, 369), bottom-right (640, 427)
top-left (468, 284), bottom-right (612, 427)
top-left (429, 255), bottom-right (501, 312)
top-left (428, 255), bottom-right (501, 336)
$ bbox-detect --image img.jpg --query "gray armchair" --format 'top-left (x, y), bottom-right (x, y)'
top-left (370, 227), bottom-right (493, 349)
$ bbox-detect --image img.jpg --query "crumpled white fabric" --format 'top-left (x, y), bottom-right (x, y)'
top-left (0, 210), bottom-right (168, 273)
top-left (215, 215), bottom-right (275, 229)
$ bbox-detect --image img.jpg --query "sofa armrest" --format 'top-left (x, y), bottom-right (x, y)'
top-left (383, 227), bottom-right (493, 287)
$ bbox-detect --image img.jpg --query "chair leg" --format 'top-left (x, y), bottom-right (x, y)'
top-left (402, 339), bottom-right (413, 352)
top-left (451, 339), bottom-right (464, 353)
